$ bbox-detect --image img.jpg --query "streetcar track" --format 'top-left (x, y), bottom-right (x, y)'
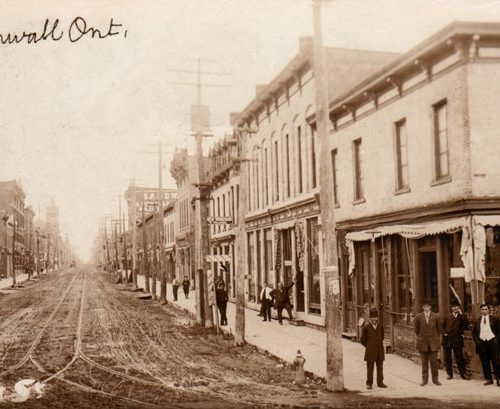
top-left (0, 271), bottom-right (81, 378)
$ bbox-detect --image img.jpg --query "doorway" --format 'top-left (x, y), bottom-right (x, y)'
top-left (420, 251), bottom-right (438, 311)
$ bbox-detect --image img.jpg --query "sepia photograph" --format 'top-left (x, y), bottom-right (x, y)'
top-left (0, 1), bottom-right (499, 408)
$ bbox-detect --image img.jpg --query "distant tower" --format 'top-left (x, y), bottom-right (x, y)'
top-left (46, 198), bottom-right (59, 236)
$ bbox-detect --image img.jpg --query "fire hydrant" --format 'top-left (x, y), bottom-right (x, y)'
top-left (293, 349), bottom-right (306, 385)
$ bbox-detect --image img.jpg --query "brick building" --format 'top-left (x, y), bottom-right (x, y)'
top-left (232, 37), bottom-right (398, 325)
top-left (314, 22), bottom-right (500, 370)
top-left (207, 133), bottom-right (240, 299)
top-left (0, 180), bottom-right (25, 278)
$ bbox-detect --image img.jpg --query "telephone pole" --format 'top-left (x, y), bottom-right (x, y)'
top-left (312, 0), bottom-right (344, 391)
top-left (131, 180), bottom-right (138, 287)
top-left (141, 191), bottom-right (151, 293)
top-left (166, 58), bottom-right (230, 327)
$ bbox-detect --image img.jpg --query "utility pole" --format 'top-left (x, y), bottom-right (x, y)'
top-left (11, 217), bottom-right (16, 287)
top-left (151, 203), bottom-right (158, 299)
top-left (113, 221), bottom-right (119, 274)
top-left (131, 180), bottom-right (138, 287)
top-left (166, 58), bottom-right (229, 327)
top-left (158, 143), bottom-right (167, 303)
top-left (312, 0), bottom-right (344, 391)
top-left (233, 123), bottom-right (258, 346)
top-left (193, 58), bottom-right (213, 328)
top-left (234, 128), bottom-right (247, 346)
top-left (36, 229), bottom-right (40, 277)
top-left (122, 209), bottom-right (129, 282)
top-left (141, 191), bottom-right (151, 293)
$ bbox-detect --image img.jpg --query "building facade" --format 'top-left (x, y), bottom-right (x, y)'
top-left (317, 22), bottom-right (500, 369)
top-left (207, 133), bottom-right (240, 299)
top-left (0, 180), bottom-right (26, 278)
top-left (232, 37), bottom-right (398, 325)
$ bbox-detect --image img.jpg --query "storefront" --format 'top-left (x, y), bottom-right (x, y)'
top-left (340, 215), bottom-right (500, 366)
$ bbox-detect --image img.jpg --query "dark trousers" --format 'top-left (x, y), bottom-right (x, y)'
top-left (172, 285), bottom-right (178, 301)
top-left (444, 345), bottom-right (467, 377)
top-left (262, 299), bottom-right (272, 321)
top-left (277, 303), bottom-right (293, 324)
top-left (420, 345), bottom-right (439, 384)
top-left (183, 288), bottom-right (189, 299)
top-left (366, 360), bottom-right (384, 386)
top-left (218, 302), bottom-right (227, 325)
top-left (477, 339), bottom-right (500, 380)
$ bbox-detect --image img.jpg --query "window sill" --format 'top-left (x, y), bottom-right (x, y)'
top-left (394, 186), bottom-right (411, 195)
top-left (352, 198), bottom-right (366, 205)
top-left (430, 176), bottom-right (452, 187)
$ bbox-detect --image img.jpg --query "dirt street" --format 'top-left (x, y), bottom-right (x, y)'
top-left (0, 269), bottom-right (497, 409)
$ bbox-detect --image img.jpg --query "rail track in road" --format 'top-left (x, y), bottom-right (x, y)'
top-left (0, 271), bottom-right (81, 379)
top-left (0, 270), bottom-right (320, 408)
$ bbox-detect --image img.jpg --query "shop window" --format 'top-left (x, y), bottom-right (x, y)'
top-left (247, 232), bottom-right (256, 302)
top-left (393, 237), bottom-right (415, 323)
top-left (485, 226), bottom-right (500, 316)
top-left (264, 229), bottom-right (272, 286)
top-left (447, 232), bottom-right (472, 319)
top-left (307, 218), bottom-right (321, 314)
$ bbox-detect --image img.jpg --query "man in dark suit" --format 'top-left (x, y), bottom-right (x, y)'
top-left (360, 308), bottom-right (387, 389)
top-left (270, 281), bottom-right (294, 325)
top-left (441, 303), bottom-right (470, 380)
top-left (472, 303), bottom-right (500, 386)
top-left (415, 303), bottom-right (442, 386)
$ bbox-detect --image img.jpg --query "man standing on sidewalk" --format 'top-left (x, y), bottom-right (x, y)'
top-left (441, 303), bottom-right (470, 380)
top-left (472, 303), bottom-right (500, 386)
top-left (360, 308), bottom-right (387, 390)
top-left (172, 277), bottom-right (179, 301)
top-left (415, 303), bottom-right (442, 386)
top-left (259, 282), bottom-right (274, 322)
top-left (270, 281), bottom-right (294, 325)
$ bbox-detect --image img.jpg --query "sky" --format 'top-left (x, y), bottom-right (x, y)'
top-left (1, 0), bottom-right (500, 261)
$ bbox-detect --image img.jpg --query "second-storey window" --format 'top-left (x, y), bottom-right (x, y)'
top-left (433, 100), bottom-right (449, 180)
top-left (395, 118), bottom-right (409, 190)
top-left (353, 138), bottom-right (364, 201)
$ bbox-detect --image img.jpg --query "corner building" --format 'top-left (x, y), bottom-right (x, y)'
top-left (319, 22), bottom-right (500, 371)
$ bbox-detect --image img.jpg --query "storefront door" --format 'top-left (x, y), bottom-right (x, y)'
top-left (420, 251), bottom-right (438, 311)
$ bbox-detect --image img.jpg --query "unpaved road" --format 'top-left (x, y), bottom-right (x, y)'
top-left (0, 269), bottom-right (497, 409)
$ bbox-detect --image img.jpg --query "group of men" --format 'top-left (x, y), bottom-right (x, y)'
top-left (361, 302), bottom-right (500, 389)
top-left (258, 281), bottom-right (295, 325)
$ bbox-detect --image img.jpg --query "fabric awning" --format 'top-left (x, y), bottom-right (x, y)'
top-left (345, 217), bottom-right (467, 242)
top-left (346, 217), bottom-right (477, 281)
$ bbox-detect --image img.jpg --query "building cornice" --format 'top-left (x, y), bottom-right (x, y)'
top-left (336, 197), bottom-right (500, 232)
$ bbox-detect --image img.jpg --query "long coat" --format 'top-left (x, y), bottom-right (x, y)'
top-left (441, 313), bottom-right (468, 348)
top-left (360, 322), bottom-right (385, 362)
top-left (472, 315), bottom-right (500, 354)
top-left (414, 312), bottom-right (441, 352)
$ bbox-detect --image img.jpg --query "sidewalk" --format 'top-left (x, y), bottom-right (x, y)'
top-left (135, 275), bottom-right (498, 402)
top-left (0, 274), bottom-right (30, 290)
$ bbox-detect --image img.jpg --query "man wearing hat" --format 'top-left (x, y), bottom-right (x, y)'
top-left (441, 303), bottom-right (470, 380)
top-left (360, 308), bottom-right (387, 389)
top-left (415, 303), bottom-right (442, 386)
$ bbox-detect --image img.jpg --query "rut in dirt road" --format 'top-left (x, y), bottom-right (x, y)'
top-left (0, 270), bottom-right (322, 408)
